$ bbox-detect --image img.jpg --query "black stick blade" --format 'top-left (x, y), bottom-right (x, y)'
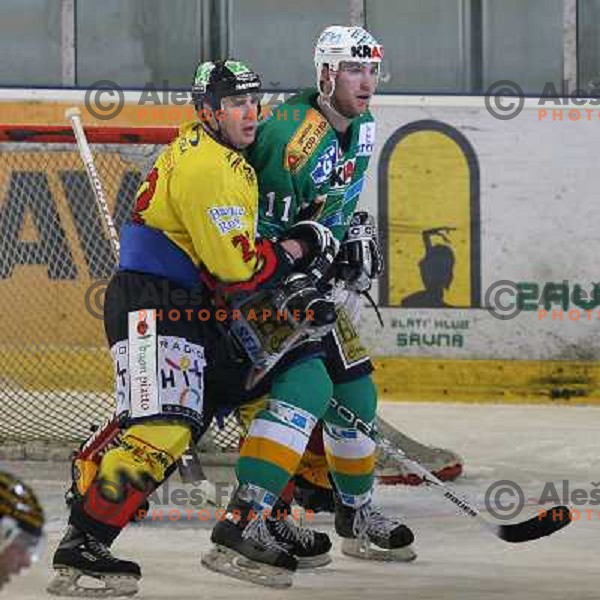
top-left (498, 505), bottom-right (571, 543)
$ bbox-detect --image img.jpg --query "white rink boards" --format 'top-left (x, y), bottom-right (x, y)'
top-left (4, 401), bottom-right (600, 600)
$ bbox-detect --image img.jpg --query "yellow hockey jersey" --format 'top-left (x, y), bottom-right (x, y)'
top-left (120, 121), bottom-right (286, 292)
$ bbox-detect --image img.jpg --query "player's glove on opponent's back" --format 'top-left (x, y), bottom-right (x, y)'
top-left (282, 221), bottom-right (340, 283)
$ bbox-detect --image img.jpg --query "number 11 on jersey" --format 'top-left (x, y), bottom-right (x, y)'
top-left (265, 191), bottom-right (292, 222)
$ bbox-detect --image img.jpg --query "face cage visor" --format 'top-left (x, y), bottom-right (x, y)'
top-left (0, 517), bottom-right (45, 564)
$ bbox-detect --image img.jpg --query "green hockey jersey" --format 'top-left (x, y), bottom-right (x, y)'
top-left (247, 89), bottom-right (376, 242)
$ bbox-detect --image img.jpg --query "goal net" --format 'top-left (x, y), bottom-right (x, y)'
top-left (0, 124), bottom-right (241, 459)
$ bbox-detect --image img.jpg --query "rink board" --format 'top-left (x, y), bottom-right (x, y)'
top-left (1, 92), bottom-right (599, 403)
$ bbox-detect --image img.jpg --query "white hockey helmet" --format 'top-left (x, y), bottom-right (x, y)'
top-left (314, 25), bottom-right (384, 96)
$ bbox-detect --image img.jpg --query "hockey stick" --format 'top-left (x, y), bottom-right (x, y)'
top-left (329, 398), bottom-right (572, 543)
top-left (65, 108), bottom-right (120, 259)
top-left (66, 107), bottom-right (202, 485)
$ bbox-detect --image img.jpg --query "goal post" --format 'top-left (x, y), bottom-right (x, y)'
top-left (0, 123), bottom-right (240, 458)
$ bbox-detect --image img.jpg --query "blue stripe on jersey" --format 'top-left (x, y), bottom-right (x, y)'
top-left (321, 213), bottom-right (344, 228)
top-left (119, 224), bottom-right (199, 290)
top-left (344, 176), bottom-right (365, 204)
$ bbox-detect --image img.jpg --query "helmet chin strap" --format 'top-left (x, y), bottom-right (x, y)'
top-left (202, 113), bottom-right (240, 151)
top-left (317, 65), bottom-right (356, 128)
top-left (317, 87), bottom-right (353, 132)
top-left (200, 98), bottom-right (238, 150)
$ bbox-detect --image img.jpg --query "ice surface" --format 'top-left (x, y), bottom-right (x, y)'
top-left (4, 401), bottom-right (599, 599)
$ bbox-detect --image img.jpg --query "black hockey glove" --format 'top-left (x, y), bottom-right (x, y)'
top-left (334, 211), bottom-right (384, 292)
top-left (282, 220), bottom-right (340, 282)
top-left (271, 272), bottom-right (336, 331)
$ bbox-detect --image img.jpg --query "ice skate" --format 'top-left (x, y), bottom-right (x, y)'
top-left (267, 499), bottom-right (332, 568)
top-left (201, 494), bottom-right (297, 589)
top-left (335, 500), bottom-right (417, 562)
top-left (47, 525), bottom-right (141, 597)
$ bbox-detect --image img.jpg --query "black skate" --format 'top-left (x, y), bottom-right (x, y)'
top-left (335, 500), bottom-right (417, 562)
top-left (267, 499), bottom-right (332, 569)
top-left (47, 525), bottom-right (141, 597)
top-left (201, 493), bottom-right (297, 589)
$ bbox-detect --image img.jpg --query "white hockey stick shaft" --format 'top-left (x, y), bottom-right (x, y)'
top-left (376, 435), bottom-right (494, 531)
top-left (329, 398), bottom-right (489, 525)
top-left (329, 398), bottom-right (570, 542)
top-left (65, 107), bottom-right (120, 260)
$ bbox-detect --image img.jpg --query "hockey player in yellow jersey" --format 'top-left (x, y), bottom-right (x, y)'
top-left (123, 71), bottom-right (275, 291)
top-left (48, 59), bottom-right (339, 597)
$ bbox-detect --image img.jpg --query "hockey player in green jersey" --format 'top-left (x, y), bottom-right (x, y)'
top-left (238, 23), bottom-right (462, 565)
top-left (251, 27), bottom-right (379, 243)
top-left (234, 25), bottom-right (421, 566)
top-left (203, 30), bottom-right (416, 589)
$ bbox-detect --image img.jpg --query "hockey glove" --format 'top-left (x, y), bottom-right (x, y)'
top-left (271, 272), bottom-right (336, 333)
top-left (282, 221), bottom-right (340, 282)
top-left (335, 211), bottom-right (383, 292)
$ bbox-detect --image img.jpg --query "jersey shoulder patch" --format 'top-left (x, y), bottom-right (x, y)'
top-left (357, 117), bottom-right (376, 157)
top-left (283, 108), bottom-right (330, 173)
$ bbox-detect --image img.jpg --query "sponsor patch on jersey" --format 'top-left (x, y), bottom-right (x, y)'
top-left (284, 109), bottom-right (330, 173)
top-left (310, 141), bottom-right (338, 184)
top-left (158, 336), bottom-right (205, 414)
top-left (128, 310), bottom-right (159, 419)
top-left (208, 205), bottom-right (246, 235)
top-left (357, 122), bottom-right (376, 156)
top-left (330, 157), bottom-right (356, 189)
top-left (332, 307), bottom-right (371, 369)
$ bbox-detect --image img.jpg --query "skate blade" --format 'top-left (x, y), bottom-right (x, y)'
top-left (341, 539), bottom-right (417, 563)
top-left (47, 566), bottom-right (139, 597)
top-left (201, 545), bottom-right (293, 589)
top-left (296, 553), bottom-right (332, 569)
